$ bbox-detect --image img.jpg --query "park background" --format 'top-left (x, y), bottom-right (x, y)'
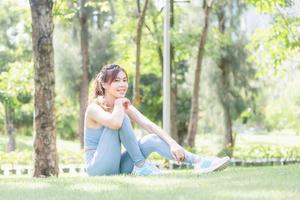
top-left (0, 0), bottom-right (300, 199)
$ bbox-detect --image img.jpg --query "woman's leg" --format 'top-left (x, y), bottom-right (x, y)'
top-left (118, 115), bottom-right (146, 165)
top-left (85, 128), bottom-right (121, 176)
top-left (120, 134), bottom-right (199, 174)
top-left (87, 115), bottom-right (146, 175)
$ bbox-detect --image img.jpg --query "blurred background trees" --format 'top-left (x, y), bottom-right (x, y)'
top-left (0, 0), bottom-right (299, 161)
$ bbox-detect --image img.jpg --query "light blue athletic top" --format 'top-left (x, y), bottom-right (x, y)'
top-left (84, 127), bottom-right (103, 150)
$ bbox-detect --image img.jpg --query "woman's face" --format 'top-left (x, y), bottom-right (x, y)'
top-left (103, 71), bottom-right (128, 98)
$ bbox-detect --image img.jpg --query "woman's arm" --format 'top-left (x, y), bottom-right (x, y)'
top-left (126, 105), bottom-right (186, 162)
top-left (86, 99), bottom-right (127, 130)
top-left (126, 105), bottom-right (177, 147)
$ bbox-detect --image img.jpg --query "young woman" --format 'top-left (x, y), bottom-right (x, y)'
top-left (84, 64), bottom-right (230, 176)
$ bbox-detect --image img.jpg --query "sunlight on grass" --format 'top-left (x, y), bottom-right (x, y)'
top-left (0, 165), bottom-right (299, 200)
top-left (8, 181), bottom-right (50, 190)
top-left (70, 182), bottom-right (120, 192)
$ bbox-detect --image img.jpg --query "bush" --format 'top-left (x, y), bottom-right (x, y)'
top-left (233, 145), bottom-right (300, 160)
top-left (0, 150), bottom-right (33, 165)
top-left (0, 150), bottom-right (84, 165)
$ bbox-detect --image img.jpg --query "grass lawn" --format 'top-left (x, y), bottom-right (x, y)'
top-left (1, 165), bottom-right (299, 200)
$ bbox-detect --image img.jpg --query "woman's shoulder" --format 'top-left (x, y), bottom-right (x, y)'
top-left (87, 97), bottom-right (104, 112)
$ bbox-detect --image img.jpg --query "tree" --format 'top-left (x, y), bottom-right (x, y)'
top-left (187, 0), bottom-right (214, 147)
top-left (214, 1), bottom-right (236, 157)
top-left (29, 0), bottom-right (59, 177)
top-left (245, 0), bottom-right (300, 133)
top-left (133, 0), bottom-right (149, 107)
top-left (247, 0), bottom-right (300, 75)
top-left (207, 0), bottom-right (258, 156)
top-left (0, 0), bottom-right (32, 152)
top-left (143, 1), bottom-right (194, 143)
top-left (78, 0), bottom-right (90, 149)
top-left (53, 0), bottom-right (113, 146)
top-left (0, 62), bottom-right (33, 152)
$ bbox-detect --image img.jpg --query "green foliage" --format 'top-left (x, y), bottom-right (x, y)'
top-left (125, 73), bottom-right (163, 124)
top-left (246, 0), bottom-right (300, 76)
top-left (58, 150), bottom-right (84, 164)
top-left (139, 73), bottom-right (163, 124)
top-left (2, 144), bottom-right (299, 165)
top-left (0, 149), bottom-right (33, 165)
top-left (175, 62), bottom-right (192, 143)
top-left (89, 27), bottom-right (115, 81)
top-left (0, 150), bottom-right (84, 165)
top-left (234, 145), bottom-right (300, 160)
top-left (54, 26), bottom-right (81, 100)
top-left (53, 0), bottom-right (78, 23)
top-left (246, 0), bottom-right (287, 13)
top-left (14, 107), bottom-right (33, 130)
top-left (195, 1), bottom-right (258, 136)
top-left (53, 0), bottom-right (110, 24)
top-left (0, 0), bottom-right (33, 134)
top-left (1, 0), bottom-right (299, 150)
top-left (112, 0), bottom-right (162, 75)
top-left (261, 72), bottom-right (300, 133)
top-left (0, 62), bottom-right (33, 100)
top-left (230, 1), bottom-right (300, 133)
top-left (0, 61), bottom-right (33, 132)
top-left (247, 18), bottom-right (300, 76)
top-left (56, 95), bottom-right (78, 140)
top-left (54, 1), bottom-right (115, 101)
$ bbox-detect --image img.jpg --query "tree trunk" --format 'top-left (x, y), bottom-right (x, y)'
top-left (4, 105), bottom-right (15, 152)
top-left (223, 99), bottom-right (234, 156)
top-left (29, 0), bottom-right (58, 177)
top-left (217, 8), bottom-right (234, 157)
top-left (187, 1), bottom-right (213, 147)
top-left (78, 0), bottom-right (89, 149)
top-left (108, 0), bottom-right (115, 22)
top-left (158, 45), bottom-right (163, 73)
top-left (170, 79), bottom-right (178, 142)
top-left (133, 0), bottom-right (149, 107)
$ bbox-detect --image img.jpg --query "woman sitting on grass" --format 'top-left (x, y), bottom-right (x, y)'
top-left (84, 64), bottom-right (230, 176)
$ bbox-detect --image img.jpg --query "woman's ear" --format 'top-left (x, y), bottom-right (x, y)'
top-left (101, 82), bottom-right (108, 89)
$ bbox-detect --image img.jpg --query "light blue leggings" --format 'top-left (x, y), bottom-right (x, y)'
top-left (85, 115), bottom-right (198, 176)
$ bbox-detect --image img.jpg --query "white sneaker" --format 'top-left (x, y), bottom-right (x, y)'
top-left (194, 156), bottom-right (230, 173)
top-left (132, 161), bottom-right (161, 176)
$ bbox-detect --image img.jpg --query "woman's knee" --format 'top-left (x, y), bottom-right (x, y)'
top-left (137, 134), bottom-right (161, 158)
top-left (143, 134), bottom-right (161, 141)
top-left (139, 134), bottom-right (161, 148)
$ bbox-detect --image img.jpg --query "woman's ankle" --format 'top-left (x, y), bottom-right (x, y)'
top-left (193, 156), bottom-right (202, 164)
top-left (135, 160), bottom-right (145, 167)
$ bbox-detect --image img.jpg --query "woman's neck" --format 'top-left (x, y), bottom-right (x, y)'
top-left (103, 94), bottom-right (115, 108)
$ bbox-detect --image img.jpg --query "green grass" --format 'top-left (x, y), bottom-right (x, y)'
top-left (0, 165), bottom-right (299, 200)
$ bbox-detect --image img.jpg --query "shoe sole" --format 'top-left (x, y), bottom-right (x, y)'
top-left (213, 157), bottom-right (230, 172)
top-left (196, 157), bottom-right (230, 173)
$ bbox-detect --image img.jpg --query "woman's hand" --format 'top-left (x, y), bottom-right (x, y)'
top-left (115, 98), bottom-right (131, 110)
top-left (170, 143), bottom-right (185, 163)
